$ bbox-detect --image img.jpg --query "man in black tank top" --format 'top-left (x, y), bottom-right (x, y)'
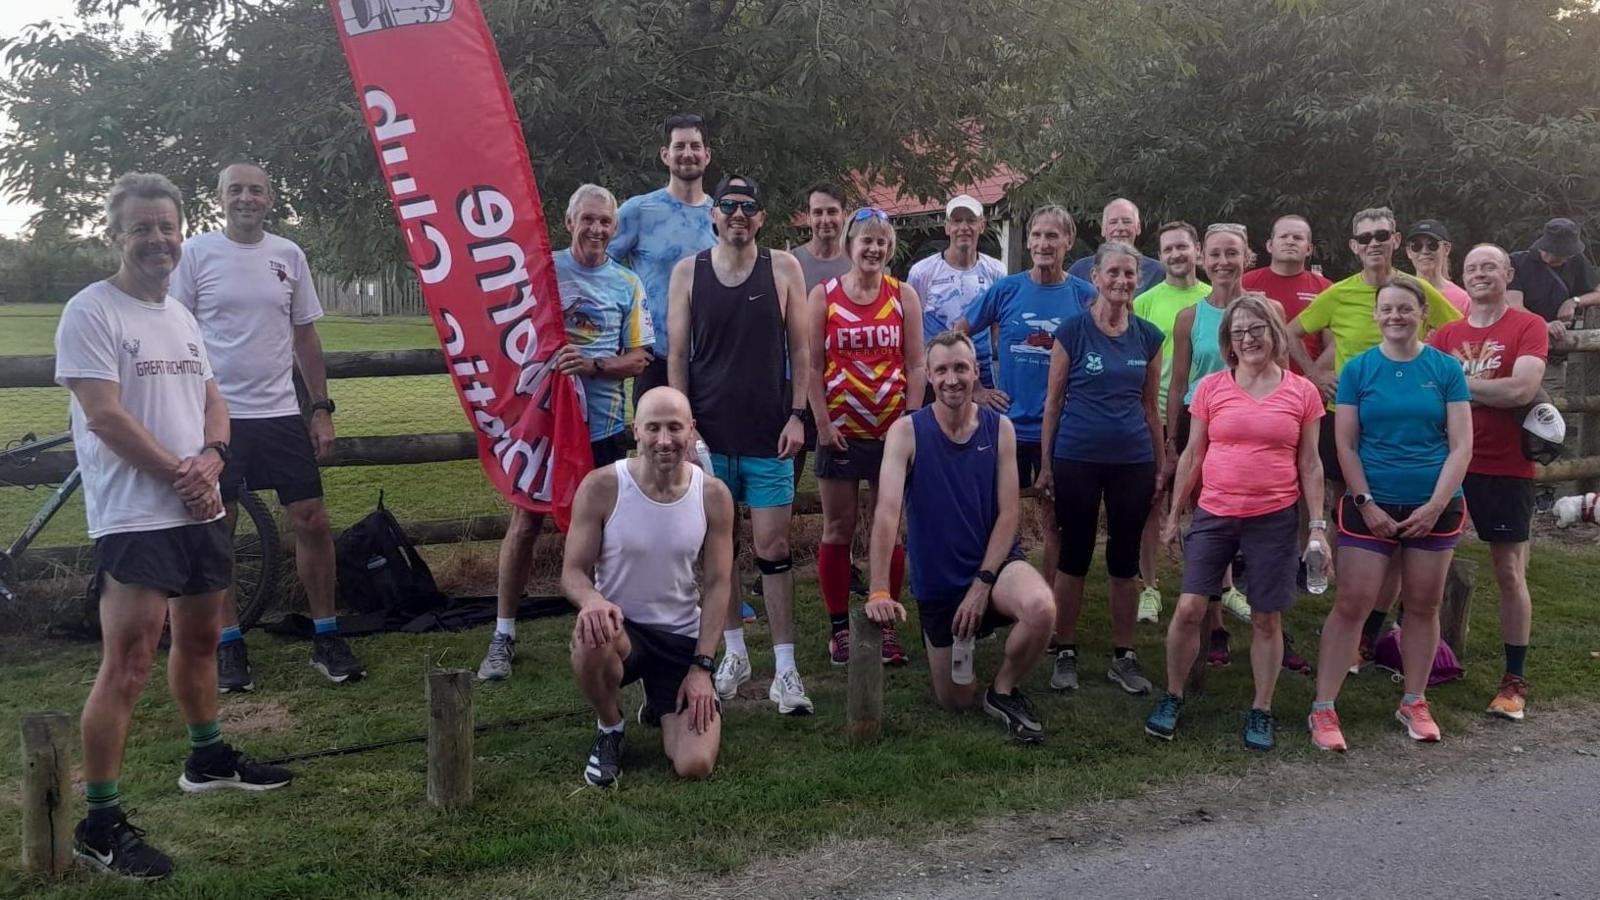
top-left (667, 175), bottom-right (817, 716)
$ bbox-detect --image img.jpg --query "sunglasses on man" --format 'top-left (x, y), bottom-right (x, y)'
top-left (716, 198), bottom-right (762, 216)
top-left (1353, 229), bottom-right (1394, 245)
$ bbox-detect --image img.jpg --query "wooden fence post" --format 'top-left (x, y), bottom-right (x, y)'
top-left (20, 711), bottom-right (74, 878)
top-left (425, 669), bottom-right (473, 809)
top-left (1440, 558), bottom-right (1476, 656)
top-left (846, 608), bottom-right (883, 742)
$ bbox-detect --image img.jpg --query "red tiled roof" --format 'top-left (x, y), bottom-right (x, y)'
top-left (860, 166), bottom-right (1024, 218)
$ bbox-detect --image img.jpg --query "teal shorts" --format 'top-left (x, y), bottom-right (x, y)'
top-left (709, 453), bottom-right (795, 509)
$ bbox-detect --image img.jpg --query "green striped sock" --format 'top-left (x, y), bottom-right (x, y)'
top-left (186, 720), bottom-right (223, 750)
top-left (85, 781), bottom-right (120, 811)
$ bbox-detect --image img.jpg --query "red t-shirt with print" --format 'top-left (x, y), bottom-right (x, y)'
top-left (1241, 267), bottom-right (1332, 372)
top-left (1427, 306), bottom-right (1549, 478)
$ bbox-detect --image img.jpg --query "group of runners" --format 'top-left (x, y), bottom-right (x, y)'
top-left (49, 107), bottom-right (1594, 878)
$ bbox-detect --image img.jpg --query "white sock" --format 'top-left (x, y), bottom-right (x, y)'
top-left (597, 718), bottom-right (623, 734)
top-left (724, 628), bottom-right (747, 657)
top-left (496, 617), bottom-right (517, 639)
top-left (774, 643), bottom-right (796, 675)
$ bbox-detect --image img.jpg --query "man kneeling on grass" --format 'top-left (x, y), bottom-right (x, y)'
top-left (864, 332), bottom-right (1056, 744)
top-left (563, 387), bottom-right (736, 786)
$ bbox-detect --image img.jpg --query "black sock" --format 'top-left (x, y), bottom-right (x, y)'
top-left (1505, 643), bottom-right (1529, 678)
top-left (1113, 646), bottom-right (1134, 659)
top-left (1210, 628), bottom-right (1229, 642)
top-left (1362, 610), bottom-right (1387, 641)
top-left (829, 613), bottom-right (849, 633)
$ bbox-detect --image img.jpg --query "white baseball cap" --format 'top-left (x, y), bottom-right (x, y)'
top-left (945, 194), bottom-right (984, 217)
top-left (1521, 400), bottom-right (1566, 465)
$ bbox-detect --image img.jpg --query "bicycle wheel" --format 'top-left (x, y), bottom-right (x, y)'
top-left (233, 491), bottom-right (283, 632)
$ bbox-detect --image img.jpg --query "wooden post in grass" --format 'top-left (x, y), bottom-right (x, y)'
top-left (20, 711), bottom-right (73, 877)
top-left (846, 608), bottom-right (883, 742)
top-left (425, 669), bottom-right (474, 809)
top-left (1440, 558), bottom-right (1476, 656)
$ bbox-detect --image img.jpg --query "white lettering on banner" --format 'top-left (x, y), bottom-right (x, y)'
top-left (439, 309), bottom-right (466, 355)
top-left (363, 86), bottom-right (451, 284)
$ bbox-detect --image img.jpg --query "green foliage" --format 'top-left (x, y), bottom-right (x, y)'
top-left (0, 225), bottom-right (115, 304)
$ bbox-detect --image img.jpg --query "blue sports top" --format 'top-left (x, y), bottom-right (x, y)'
top-left (905, 405), bottom-right (1017, 607)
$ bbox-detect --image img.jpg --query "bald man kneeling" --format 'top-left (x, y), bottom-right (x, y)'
top-left (562, 387), bottom-right (736, 787)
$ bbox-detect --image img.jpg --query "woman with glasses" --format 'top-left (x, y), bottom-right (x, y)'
top-left (807, 207), bottom-right (926, 666)
top-left (1037, 242), bottom-right (1164, 696)
top-left (1308, 276), bottom-right (1472, 752)
top-left (1146, 294), bottom-right (1328, 750)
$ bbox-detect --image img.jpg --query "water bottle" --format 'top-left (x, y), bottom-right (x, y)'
top-left (951, 634), bottom-right (976, 685)
top-left (691, 437), bottom-right (713, 472)
top-left (1304, 539), bottom-right (1328, 595)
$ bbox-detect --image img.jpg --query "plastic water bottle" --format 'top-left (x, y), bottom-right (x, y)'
top-left (951, 634), bottom-right (976, 685)
top-left (691, 438), bottom-right (712, 471)
top-left (1304, 539), bottom-right (1328, 594)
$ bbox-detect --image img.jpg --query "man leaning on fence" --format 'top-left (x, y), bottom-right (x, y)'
top-left (170, 161), bottom-right (366, 690)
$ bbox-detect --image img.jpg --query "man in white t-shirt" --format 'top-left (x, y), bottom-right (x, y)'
top-left (57, 173), bottom-right (292, 881)
top-left (171, 161), bottom-right (364, 690)
top-left (907, 194), bottom-right (1007, 404)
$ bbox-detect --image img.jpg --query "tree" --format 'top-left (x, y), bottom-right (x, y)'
top-left (0, 223), bottom-right (116, 304)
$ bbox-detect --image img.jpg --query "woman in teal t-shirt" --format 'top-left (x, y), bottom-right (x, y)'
top-left (1309, 276), bottom-right (1472, 753)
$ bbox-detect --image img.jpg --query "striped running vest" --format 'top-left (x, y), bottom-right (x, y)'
top-left (822, 275), bottom-right (907, 439)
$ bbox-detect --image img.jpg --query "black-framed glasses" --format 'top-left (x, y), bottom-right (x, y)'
top-left (1229, 323), bottom-right (1269, 341)
top-left (852, 207), bottom-right (890, 223)
top-left (1407, 236), bottom-right (1441, 252)
top-left (716, 198), bottom-right (761, 216)
top-left (1353, 229), bottom-right (1394, 245)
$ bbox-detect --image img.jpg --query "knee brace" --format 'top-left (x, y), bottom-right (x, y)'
top-left (755, 555), bottom-right (793, 575)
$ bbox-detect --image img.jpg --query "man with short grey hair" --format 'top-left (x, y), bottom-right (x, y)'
top-left (908, 193), bottom-right (1007, 403)
top-left (1066, 197), bottom-right (1164, 292)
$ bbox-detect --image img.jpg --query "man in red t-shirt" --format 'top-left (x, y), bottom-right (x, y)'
top-left (1427, 243), bottom-right (1548, 723)
top-left (1241, 214), bottom-right (1333, 375)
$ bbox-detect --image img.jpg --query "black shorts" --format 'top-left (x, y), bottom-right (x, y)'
top-left (1180, 504), bottom-right (1299, 613)
top-left (590, 433), bottom-right (631, 468)
top-left (622, 620), bottom-right (702, 715)
top-left (1016, 441), bottom-right (1042, 488)
top-left (632, 357), bottom-right (669, 405)
top-left (915, 552), bottom-right (1027, 649)
top-left (815, 438), bottom-right (886, 482)
top-left (1318, 413), bottom-right (1343, 486)
top-left (1463, 473), bottom-right (1534, 543)
top-left (220, 415), bottom-right (324, 505)
top-left (95, 521), bottom-right (233, 597)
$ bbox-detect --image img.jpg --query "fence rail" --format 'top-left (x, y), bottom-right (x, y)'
top-left (312, 264), bottom-right (427, 317)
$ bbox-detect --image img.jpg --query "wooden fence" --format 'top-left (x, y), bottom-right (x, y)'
top-left (313, 264), bottom-right (427, 317)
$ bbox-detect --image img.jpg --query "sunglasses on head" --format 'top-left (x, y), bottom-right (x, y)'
top-left (852, 207), bottom-right (890, 223)
top-left (1206, 222), bottom-right (1247, 236)
top-left (1407, 236), bottom-right (1441, 252)
top-left (716, 198), bottom-right (761, 216)
top-left (1353, 229), bottom-right (1394, 245)
top-left (663, 112), bottom-right (704, 130)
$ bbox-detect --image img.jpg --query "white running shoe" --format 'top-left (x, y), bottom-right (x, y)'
top-left (768, 668), bottom-right (815, 715)
top-left (714, 651), bottom-right (751, 700)
top-left (1136, 586), bottom-right (1162, 624)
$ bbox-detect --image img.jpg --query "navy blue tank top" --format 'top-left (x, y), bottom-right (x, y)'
top-left (905, 405), bottom-right (1006, 607)
top-left (686, 248), bottom-right (788, 458)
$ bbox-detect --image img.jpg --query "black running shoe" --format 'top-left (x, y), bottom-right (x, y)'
top-left (73, 811), bottom-right (174, 881)
top-left (982, 686), bottom-right (1043, 744)
top-left (217, 640), bottom-right (254, 694)
top-left (583, 729), bottom-right (624, 787)
top-left (311, 634), bottom-right (367, 683)
top-left (179, 743), bottom-right (294, 793)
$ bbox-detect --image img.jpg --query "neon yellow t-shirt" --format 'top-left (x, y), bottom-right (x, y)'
top-left (1296, 273), bottom-right (1461, 374)
top-left (1134, 280), bottom-right (1212, 417)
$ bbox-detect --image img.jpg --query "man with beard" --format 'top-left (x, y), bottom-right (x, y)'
top-left (1067, 197), bottom-right (1165, 293)
top-left (610, 112), bottom-right (717, 400)
top-left (667, 175), bottom-right (814, 715)
top-left (908, 194), bottom-right (1007, 405)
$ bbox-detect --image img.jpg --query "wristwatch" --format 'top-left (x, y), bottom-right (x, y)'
top-left (310, 398), bottom-right (336, 415)
top-left (691, 654), bottom-right (716, 673)
top-left (975, 568), bottom-right (998, 586)
top-left (202, 441), bottom-right (231, 464)
top-left (790, 407), bottom-right (810, 425)
top-left (1353, 493), bottom-right (1372, 508)
top-left (1308, 519), bottom-right (1328, 531)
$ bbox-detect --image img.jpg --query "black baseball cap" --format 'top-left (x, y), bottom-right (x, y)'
top-left (712, 174), bottom-right (765, 208)
top-left (1406, 219), bottom-right (1451, 242)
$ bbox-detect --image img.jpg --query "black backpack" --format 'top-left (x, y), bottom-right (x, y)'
top-left (335, 492), bottom-right (448, 619)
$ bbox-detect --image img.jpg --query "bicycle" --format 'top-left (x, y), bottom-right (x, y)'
top-left (0, 430), bottom-right (283, 630)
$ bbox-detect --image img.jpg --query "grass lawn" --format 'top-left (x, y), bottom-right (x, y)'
top-left (1, 537), bottom-right (1598, 898)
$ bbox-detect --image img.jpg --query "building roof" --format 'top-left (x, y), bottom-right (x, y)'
top-left (859, 166), bottom-right (1025, 218)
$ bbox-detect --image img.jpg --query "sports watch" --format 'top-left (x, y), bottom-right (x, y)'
top-left (975, 568), bottom-right (998, 586)
top-left (202, 441), bottom-right (231, 464)
top-left (1353, 493), bottom-right (1372, 508)
top-left (310, 398), bottom-right (337, 415)
top-left (691, 654), bottom-right (716, 673)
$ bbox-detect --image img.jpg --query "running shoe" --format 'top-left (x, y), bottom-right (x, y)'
top-left (741, 602), bottom-right (758, 623)
top-left (1107, 653), bottom-right (1153, 695)
top-left (1207, 628), bottom-right (1231, 668)
top-left (1049, 648), bottom-right (1078, 691)
top-left (1396, 697), bottom-right (1441, 742)
top-left (828, 628), bottom-right (851, 666)
top-left (73, 811), bottom-right (173, 881)
top-left (1145, 691), bottom-right (1183, 740)
top-left (1136, 586), bottom-right (1162, 624)
top-left (1349, 633), bottom-right (1377, 675)
top-left (713, 651), bottom-right (751, 700)
top-left (1281, 633), bottom-right (1313, 675)
top-left (983, 686), bottom-right (1043, 744)
top-left (178, 744), bottom-right (293, 793)
top-left (217, 640), bottom-right (254, 694)
top-left (1487, 673), bottom-right (1528, 722)
top-left (637, 700), bottom-right (662, 728)
top-left (311, 634), bottom-right (367, 684)
top-left (476, 631), bottom-right (516, 681)
top-left (768, 668), bottom-right (815, 715)
top-left (1307, 707), bottom-right (1347, 752)
top-left (1220, 587), bottom-right (1252, 623)
top-left (880, 623), bottom-right (908, 666)
top-left (582, 728), bottom-right (624, 787)
top-left (1243, 708), bottom-right (1275, 751)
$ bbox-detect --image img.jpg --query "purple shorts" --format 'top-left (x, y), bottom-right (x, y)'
top-left (1336, 494), bottom-right (1464, 557)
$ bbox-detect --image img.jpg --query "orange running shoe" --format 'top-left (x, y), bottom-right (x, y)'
top-left (1396, 697), bottom-right (1442, 742)
top-left (1487, 673), bottom-right (1528, 722)
top-left (1307, 707), bottom-right (1347, 752)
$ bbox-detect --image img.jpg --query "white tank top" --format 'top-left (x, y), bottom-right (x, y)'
top-left (594, 460), bottom-right (707, 637)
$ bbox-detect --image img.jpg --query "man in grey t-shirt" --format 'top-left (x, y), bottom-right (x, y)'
top-left (792, 182), bottom-right (852, 290)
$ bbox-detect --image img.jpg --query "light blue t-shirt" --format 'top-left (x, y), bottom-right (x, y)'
top-left (1335, 344), bottom-right (1470, 505)
top-left (1067, 253), bottom-right (1165, 295)
top-left (962, 271), bottom-right (1096, 442)
top-left (1051, 312), bottom-right (1165, 463)
top-left (608, 188), bottom-right (716, 357)
top-left (907, 252), bottom-right (1007, 387)
top-left (556, 249), bottom-right (655, 441)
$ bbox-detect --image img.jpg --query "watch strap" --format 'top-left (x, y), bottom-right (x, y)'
top-left (691, 654), bottom-right (716, 673)
top-left (976, 568), bottom-right (998, 586)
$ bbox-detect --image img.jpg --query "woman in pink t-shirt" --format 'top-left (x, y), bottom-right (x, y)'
top-left (1146, 294), bottom-right (1330, 751)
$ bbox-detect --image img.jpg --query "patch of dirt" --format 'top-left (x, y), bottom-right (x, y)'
top-left (622, 702), bottom-right (1600, 900)
top-left (218, 697), bottom-right (297, 737)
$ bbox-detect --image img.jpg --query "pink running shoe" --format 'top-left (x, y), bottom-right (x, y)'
top-left (880, 623), bottom-right (908, 666)
top-left (828, 628), bottom-right (850, 666)
top-left (1206, 629), bottom-right (1231, 668)
top-left (1396, 697), bottom-right (1441, 742)
top-left (1307, 707), bottom-right (1347, 752)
